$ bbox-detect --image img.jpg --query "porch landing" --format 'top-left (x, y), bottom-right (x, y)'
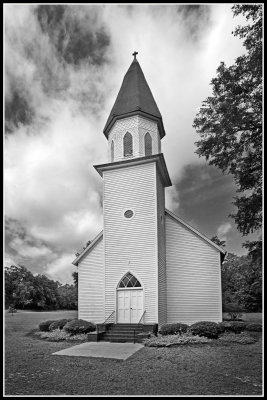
top-left (52, 342), bottom-right (144, 360)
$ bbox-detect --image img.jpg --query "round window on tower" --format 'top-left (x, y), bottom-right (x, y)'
top-left (123, 209), bottom-right (135, 220)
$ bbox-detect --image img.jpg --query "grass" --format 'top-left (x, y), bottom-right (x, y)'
top-left (5, 310), bottom-right (262, 396)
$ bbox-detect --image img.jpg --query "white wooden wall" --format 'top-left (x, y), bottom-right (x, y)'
top-left (157, 173), bottom-right (167, 327)
top-left (108, 116), bottom-right (161, 162)
top-left (103, 161), bottom-right (159, 324)
top-left (78, 237), bottom-right (105, 323)
top-left (165, 212), bottom-right (222, 324)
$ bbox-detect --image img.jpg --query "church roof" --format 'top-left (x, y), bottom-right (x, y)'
top-left (103, 56), bottom-right (166, 139)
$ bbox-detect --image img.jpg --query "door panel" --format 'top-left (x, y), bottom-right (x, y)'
top-left (117, 290), bottom-right (143, 323)
top-left (117, 290), bottom-right (130, 323)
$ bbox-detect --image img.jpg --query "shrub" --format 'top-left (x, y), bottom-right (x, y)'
top-left (63, 319), bottom-right (96, 335)
top-left (49, 319), bottom-right (72, 331)
top-left (159, 323), bottom-right (189, 336)
top-left (218, 321), bottom-right (247, 334)
top-left (34, 329), bottom-right (88, 342)
top-left (189, 321), bottom-right (220, 339)
top-left (144, 333), bottom-right (212, 347)
top-left (225, 302), bottom-right (243, 321)
top-left (219, 332), bottom-right (257, 344)
top-left (245, 322), bottom-right (262, 332)
top-left (39, 320), bottom-right (56, 332)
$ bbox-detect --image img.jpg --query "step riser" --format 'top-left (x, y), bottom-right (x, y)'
top-left (100, 323), bottom-right (146, 343)
top-left (102, 338), bottom-right (142, 343)
top-left (107, 329), bottom-right (143, 333)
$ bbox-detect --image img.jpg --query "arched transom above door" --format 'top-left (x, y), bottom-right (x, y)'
top-left (118, 272), bottom-right (141, 288)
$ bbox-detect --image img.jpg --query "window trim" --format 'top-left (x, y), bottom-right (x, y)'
top-left (117, 272), bottom-right (142, 289)
top-left (123, 131), bottom-right (133, 157)
top-left (111, 140), bottom-right (114, 162)
top-left (122, 208), bottom-right (135, 220)
top-left (144, 132), bottom-right (153, 156)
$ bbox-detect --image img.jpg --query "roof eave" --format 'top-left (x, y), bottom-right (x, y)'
top-left (72, 231), bottom-right (103, 266)
top-left (94, 153), bottom-right (172, 187)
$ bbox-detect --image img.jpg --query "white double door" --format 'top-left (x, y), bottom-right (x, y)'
top-left (117, 289), bottom-right (143, 323)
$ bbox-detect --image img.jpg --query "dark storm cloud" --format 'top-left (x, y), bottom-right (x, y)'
top-left (173, 164), bottom-right (237, 235)
top-left (5, 83), bottom-right (34, 133)
top-left (35, 5), bottom-right (110, 66)
top-left (5, 4), bottom-right (111, 134)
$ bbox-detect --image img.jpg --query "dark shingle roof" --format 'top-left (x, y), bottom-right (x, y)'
top-left (103, 58), bottom-right (165, 138)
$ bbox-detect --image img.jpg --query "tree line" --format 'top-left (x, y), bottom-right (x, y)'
top-left (211, 236), bottom-right (262, 313)
top-left (5, 264), bottom-right (78, 310)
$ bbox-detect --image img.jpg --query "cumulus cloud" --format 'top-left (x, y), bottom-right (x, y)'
top-left (217, 222), bottom-right (232, 241)
top-left (45, 253), bottom-right (77, 284)
top-left (4, 4), bottom-right (248, 282)
top-left (9, 237), bottom-right (52, 258)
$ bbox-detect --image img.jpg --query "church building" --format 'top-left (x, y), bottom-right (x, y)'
top-left (73, 53), bottom-right (226, 332)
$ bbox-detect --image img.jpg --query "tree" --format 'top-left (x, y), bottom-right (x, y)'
top-left (72, 271), bottom-right (78, 287)
top-left (193, 5), bottom-right (262, 237)
top-left (32, 274), bottom-right (60, 309)
top-left (221, 252), bottom-right (262, 313)
top-left (4, 264), bottom-right (77, 310)
top-left (57, 284), bottom-right (78, 309)
top-left (210, 235), bottom-right (226, 248)
top-left (5, 265), bottom-right (35, 309)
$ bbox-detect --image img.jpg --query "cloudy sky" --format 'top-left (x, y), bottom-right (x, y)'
top-left (4, 4), bottom-right (259, 284)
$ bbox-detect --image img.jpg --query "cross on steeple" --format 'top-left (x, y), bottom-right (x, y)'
top-left (132, 51), bottom-right (138, 60)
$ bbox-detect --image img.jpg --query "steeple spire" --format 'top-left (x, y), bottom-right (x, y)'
top-left (103, 55), bottom-right (165, 139)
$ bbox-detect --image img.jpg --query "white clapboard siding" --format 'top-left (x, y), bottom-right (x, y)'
top-left (157, 173), bottom-right (167, 327)
top-left (165, 212), bottom-right (222, 324)
top-left (103, 161), bottom-right (158, 324)
top-left (78, 236), bottom-right (105, 324)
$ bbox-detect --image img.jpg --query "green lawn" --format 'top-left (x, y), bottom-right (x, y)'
top-left (5, 310), bottom-right (262, 396)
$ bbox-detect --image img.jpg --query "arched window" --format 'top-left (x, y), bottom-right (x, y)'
top-left (123, 132), bottom-right (133, 157)
top-left (111, 140), bottom-right (114, 162)
top-left (144, 132), bottom-right (152, 156)
top-left (118, 272), bottom-right (141, 288)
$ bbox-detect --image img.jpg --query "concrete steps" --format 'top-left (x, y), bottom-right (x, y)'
top-left (101, 324), bottom-right (144, 343)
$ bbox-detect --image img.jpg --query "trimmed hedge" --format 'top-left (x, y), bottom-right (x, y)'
top-left (245, 322), bottom-right (262, 332)
top-left (49, 319), bottom-right (72, 331)
top-left (218, 321), bottom-right (247, 334)
top-left (144, 333), bottom-right (211, 347)
top-left (39, 320), bottom-right (56, 332)
top-left (189, 321), bottom-right (220, 339)
top-left (63, 319), bottom-right (96, 335)
top-left (159, 323), bottom-right (189, 336)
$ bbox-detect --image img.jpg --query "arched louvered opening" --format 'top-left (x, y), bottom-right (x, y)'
top-left (111, 140), bottom-right (114, 162)
top-left (118, 272), bottom-right (142, 288)
top-left (123, 132), bottom-right (133, 157)
top-left (144, 132), bottom-right (152, 156)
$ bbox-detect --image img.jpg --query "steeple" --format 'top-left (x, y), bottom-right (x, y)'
top-left (103, 53), bottom-right (165, 139)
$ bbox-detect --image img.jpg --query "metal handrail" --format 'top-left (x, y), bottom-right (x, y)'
top-left (134, 310), bottom-right (146, 343)
top-left (138, 310), bottom-right (146, 325)
top-left (96, 311), bottom-right (115, 335)
top-left (103, 310), bottom-right (115, 325)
